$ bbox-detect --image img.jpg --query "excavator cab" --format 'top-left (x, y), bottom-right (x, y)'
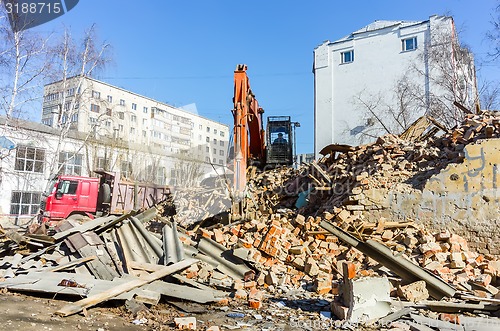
top-left (266, 116), bottom-right (293, 166)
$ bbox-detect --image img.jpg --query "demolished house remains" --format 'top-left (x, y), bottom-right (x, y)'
top-left (0, 110), bottom-right (500, 330)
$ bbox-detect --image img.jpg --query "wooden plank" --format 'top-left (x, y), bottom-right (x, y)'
top-left (55, 258), bottom-right (196, 317)
top-left (311, 162), bottom-right (332, 184)
top-left (129, 260), bottom-right (227, 296)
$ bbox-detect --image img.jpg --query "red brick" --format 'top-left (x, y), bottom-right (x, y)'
top-left (440, 313), bottom-right (460, 324)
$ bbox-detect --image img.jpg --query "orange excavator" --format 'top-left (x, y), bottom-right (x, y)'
top-left (231, 64), bottom-right (294, 198)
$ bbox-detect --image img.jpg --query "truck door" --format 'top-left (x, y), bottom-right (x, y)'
top-left (51, 179), bottom-right (79, 219)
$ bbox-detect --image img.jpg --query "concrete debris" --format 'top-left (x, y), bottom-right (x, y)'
top-left (174, 316), bottom-right (197, 330)
top-left (333, 275), bottom-right (392, 322)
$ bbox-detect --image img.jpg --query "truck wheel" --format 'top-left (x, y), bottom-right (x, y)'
top-left (98, 183), bottom-right (111, 204)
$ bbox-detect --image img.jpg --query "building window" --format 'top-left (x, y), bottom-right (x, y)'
top-left (120, 99), bottom-right (125, 106)
top-left (118, 112), bottom-right (125, 120)
top-left (341, 50), bottom-right (354, 64)
top-left (10, 191), bottom-right (41, 215)
top-left (90, 104), bottom-right (100, 113)
top-left (66, 88), bottom-right (76, 97)
top-left (142, 130), bottom-right (147, 137)
top-left (121, 161), bottom-right (132, 179)
top-left (199, 124), bottom-right (203, 130)
top-left (213, 149), bottom-right (217, 154)
top-left (402, 37), bottom-right (417, 51)
top-left (15, 146), bottom-right (45, 173)
top-left (219, 159), bottom-right (223, 165)
top-left (131, 114), bottom-right (137, 122)
top-left (206, 136), bottom-right (210, 142)
top-left (130, 127), bottom-right (136, 134)
top-left (107, 95), bottom-right (112, 103)
top-left (132, 103), bottom-right (137, 110)
top-left (88, 116), bottom-right (98, 126)
top-left (213, 138), bottom-right (217, 144)
top-left (97, 157), bottom-right (109, 170)
top-left (206, 127), bottom-right (210, 133)
top-left (219, 150), bottom-right (224, 156)
top-left (105, 121), bottom-right (111, 127)
top-left (206, 146), bottom-right (210, 152)
top-left (58, 152), bottom-right (83, 175)
top-left (92, 90), bottom-right (101, 99)
top-left (212, 158), bottom-right (216, 163)
top-left (220, 131), bottom-right (225, 137)
top-left (219, 141), bottom-right (224, 147)
top-left (118, 124), bottom-right (124, 131)
top-left (143, 106), bottom-right (148, 113)
top-left (106, 108), bottom-right (112, 116)
top-left (214, 129), bottom-right (217, 134)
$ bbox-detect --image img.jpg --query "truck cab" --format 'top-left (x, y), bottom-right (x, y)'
top-left (41, 175), bottom-right (101, 223)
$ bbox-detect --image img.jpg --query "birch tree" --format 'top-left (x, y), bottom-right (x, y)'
top-left (46, 24), bottom-right (111, 176)
top-left (0, 8), bottom-right (51, 123)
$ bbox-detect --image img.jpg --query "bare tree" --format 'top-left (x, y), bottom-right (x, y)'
top-left (0, 8), bottom-right (51, 123)
top-left (172, 151), bottom-right (205, 188)
top-left (487, 2), bottom-right (500, 61)
top-left (352, 17), bottom-right (478, 145)
top-left (45, 25), bottom-right (111, 176)
top-left (351, 75), bottom-right (425, 144)
top-left (420, 27), bottom-right (478, 127)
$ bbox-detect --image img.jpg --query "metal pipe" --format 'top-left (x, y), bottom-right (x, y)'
top-left (320, 221), bottom-right (456, 300)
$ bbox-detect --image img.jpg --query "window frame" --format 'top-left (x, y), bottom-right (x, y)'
top-left (58, 152), bottom-right (83, 175)
top-left (341, 50), bottom-right (354, 64)
top-left (402, 36), bottom-right (418, 52)
top-left (15, 145), bottom-right (45, 173)
top-left (10, 190), bottom-right (42, 215)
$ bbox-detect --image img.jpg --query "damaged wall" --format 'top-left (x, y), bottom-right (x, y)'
top-left (363, 138), bottom-right (500, 254)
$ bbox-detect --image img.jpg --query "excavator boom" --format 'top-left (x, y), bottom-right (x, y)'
top-left (232, 64), bottom-right (266, 196)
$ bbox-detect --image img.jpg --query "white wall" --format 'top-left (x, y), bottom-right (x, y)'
top-left (313, 16), bottom-right (461, 157)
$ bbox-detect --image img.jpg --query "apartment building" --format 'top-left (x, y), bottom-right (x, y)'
top-left (0, 115), bottom-right (226, 226)
top-left (313, 15), bottom-right (477, 156)
top-left (41, 76), bottom-right (229, 166)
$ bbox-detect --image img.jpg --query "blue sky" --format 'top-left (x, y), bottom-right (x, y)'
top-left (33, 0), bottom-right (500, 154)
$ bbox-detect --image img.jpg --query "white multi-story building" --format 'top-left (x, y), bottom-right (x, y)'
top-left (0, 115), bottom-right (227, 226)
top-left (313, 15), bottom-right (478, 156)
top-left (0, 77), bottom-right (231, 225)
top-left (41, 76), bottom-right (229, 165)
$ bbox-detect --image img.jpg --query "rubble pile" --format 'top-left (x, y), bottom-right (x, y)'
top-left (0, 112), bottom-right (499, 329)
top-left (193, 207), bottom-right (500, 296)
top-left (305, 111), bottom-right (500, 213)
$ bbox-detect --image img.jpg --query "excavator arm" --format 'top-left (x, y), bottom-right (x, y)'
top-left (232, 64), bottom-right (266, 196)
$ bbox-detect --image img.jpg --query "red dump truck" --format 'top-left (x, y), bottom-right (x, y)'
top-left (40, 170), bottom-right (170, 225)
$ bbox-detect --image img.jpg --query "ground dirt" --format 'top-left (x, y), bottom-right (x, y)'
top-left (0, 290), bottom-right (319, 331)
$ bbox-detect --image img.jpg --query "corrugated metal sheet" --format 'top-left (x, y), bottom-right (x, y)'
top-left (162, 221), bottom-right (185, 265)
top-left (197, 237), bottom-right (255, 281)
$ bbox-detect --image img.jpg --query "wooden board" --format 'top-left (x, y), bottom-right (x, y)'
top-left (55, 258), bottom-right (196, 316)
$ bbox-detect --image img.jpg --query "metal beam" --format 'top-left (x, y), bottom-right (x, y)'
top-left (320, 221), bottom-right (456, 300)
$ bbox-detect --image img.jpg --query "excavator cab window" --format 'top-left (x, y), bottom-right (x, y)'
top-left (266, 117), bottom-right (293, 166)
